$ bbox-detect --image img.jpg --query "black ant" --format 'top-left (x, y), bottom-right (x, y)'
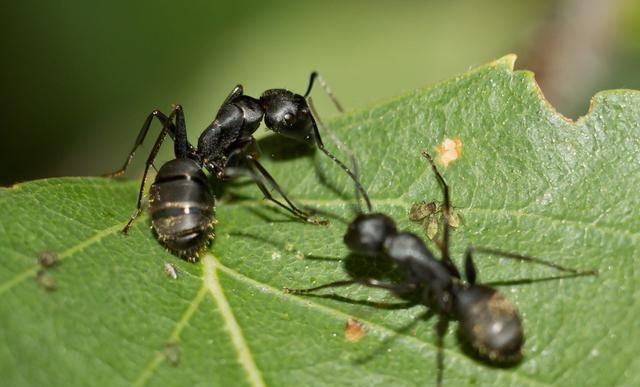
top-left (284, 151), bottom-right (596, 384)
top-left (106, 73), bottom-right (371, 260)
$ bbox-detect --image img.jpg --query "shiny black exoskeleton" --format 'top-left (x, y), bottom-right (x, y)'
top-left (342, 212), bottom-right (525, 362)
top-left (107, 104), bottom-right (217, 260)
top-left (285, 151), bottom-right (596, 380)
top-left (149, 158), bottom-right (215, 258)
top-left (108, 73), bottom-right (370, 259)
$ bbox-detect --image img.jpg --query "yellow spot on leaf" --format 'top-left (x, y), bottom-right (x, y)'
top-left (345, 318), bottom-right (365, 343)
top-left (436, 137), bottom-right (463, 167)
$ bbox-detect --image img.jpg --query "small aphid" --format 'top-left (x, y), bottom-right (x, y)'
top-left (36, 270), bottom-right (56, 291)
top-left (447, 209), bottom-right (461, 228)
top-left (163, 343), bottom-right (180, 366)
top-left (436, 137), bottom-right (462, 167)
top-left (424, 215), bottom-right (439, 240)
top-left (38, 250), bottom-right (58, 268)
top-left (344, 318), bottom-right (366, 343)
top-left (164, 263), bottom-right (179, 280)
top-left (409, 201), bottom-right (437, 221)
top-left (409, 201), bottom-right (461, 240)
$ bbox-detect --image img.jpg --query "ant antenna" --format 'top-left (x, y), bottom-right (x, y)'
top-left (307, 97), bottom-right (372, 213)
top-left (304, 72), bottom-right (344, 113)
top-left (422, 150), bottom-right (460, 279)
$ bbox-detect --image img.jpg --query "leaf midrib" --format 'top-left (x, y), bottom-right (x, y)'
top-left (127, 253), bottom-right (552, 387)
top-left (0, 205), bottom-right (561, 386)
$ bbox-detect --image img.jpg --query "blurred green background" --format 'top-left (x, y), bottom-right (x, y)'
top-left (1, 0), bottom-right (639, 185)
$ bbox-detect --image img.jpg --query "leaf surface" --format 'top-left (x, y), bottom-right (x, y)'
top-left (1, 56), bottom-right (639, 386)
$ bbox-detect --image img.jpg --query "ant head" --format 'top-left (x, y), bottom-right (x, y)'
top-left (454, 285), bottom-right (524, 363)
top-left (260, 89), bottom-right (316, 144)
top-left (344, 213), bottom-right (397, 256)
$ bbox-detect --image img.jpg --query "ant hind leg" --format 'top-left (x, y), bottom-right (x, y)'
top-left (122, 106), bottom-right (185, 233)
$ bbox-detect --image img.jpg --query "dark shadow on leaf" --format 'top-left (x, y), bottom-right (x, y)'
top-left (313, 162), bottom-right (360, 215)
top-left (228, 232), bottom-right (342, 260)
top-left (303, 205), bottom-right (351, 225)
top-left (342, 253), bottom-right (402, 283)
top-left (258, 133), bottom-right (362, 217)
top-left (293, 292), bottom-right (416, 310)
top-left (255, 134), bottom-right (316, 162)
top-left (304, 254), bottom-right (343, 262)
top-left (353, 309), bottom-right (432, 365)
top-left (228, 231), bottom-right (280, 247)
top-left (241, 205), bottom-right (310, 224)
top-left (484, 272), bottom-right (595, 287)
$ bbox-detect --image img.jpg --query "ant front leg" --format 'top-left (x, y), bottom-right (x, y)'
top-left (435, 316), bottom-right (449, 387)
top-left (307, 97), bottom-right (371, 213)
top-left (222, 162), bottom-right (324, 225)
top-left (245, 155), bottom-right (329, 225)
top-left (422, 151), bottom-right (461, 279)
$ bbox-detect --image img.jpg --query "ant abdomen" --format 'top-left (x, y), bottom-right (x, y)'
top-left (454, 285), bottom-right (524, 363)
top-left (149, 158), bottom-right (216, 260)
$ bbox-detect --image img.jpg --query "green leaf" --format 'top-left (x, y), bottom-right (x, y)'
top-left (1, 55), bottom-right (638, 386)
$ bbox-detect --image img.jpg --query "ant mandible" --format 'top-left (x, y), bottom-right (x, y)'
top-left (285, 150), bottom-right (596, 384)
top-left (106, 73), bottom-right (372, 259)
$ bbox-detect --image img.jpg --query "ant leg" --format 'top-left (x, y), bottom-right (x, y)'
top-left (354, 309), bottom-right (432, 365)
top-left (284, 277), bottom-right (416, 295)
top-left (221, 85), bottom-right (244, 106)
top-left (303, 74), bottom-right (372, 212)
top-left (223, 142), bottom-right (325, 224)
top-left (106, 109), bottom-right (194, 177)
top-left (435, 316), bottom-right (449, 387)
top-left (304, 72), bottom-right (344, 112)
top-left (463, 245), bottom-right (598, 285)
top-left (105, 110), bottom-right (170, 177)
top-left (122, 106), bottom-right (183, 233)
top-left (223, 165), bottom-right (322, 224)
top-left (244, 156), bottom-right (329, 225)
top-left (172, 105), bottom-right (190, 158)
top-left (422, 151), bottom-right (461, 279)
top-left (464, 247), bottom-right (478, 285)
top-left (309, 115), bottom-right (373, 212)
top-left (308, 97), bottom-right (371, 214)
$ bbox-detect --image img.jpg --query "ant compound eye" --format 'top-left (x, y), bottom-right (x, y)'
top-left (283, 112), bottom-right (295, 126)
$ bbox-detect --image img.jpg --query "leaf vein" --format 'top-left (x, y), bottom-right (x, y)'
top-left (214, 261), bottom-right (552, 387)
top-left (131, 286), bottom-right (208, 387)
top-left (0, 222), bottom-right (123, 296)
top-left (203, 254), bottom-right (266, 387)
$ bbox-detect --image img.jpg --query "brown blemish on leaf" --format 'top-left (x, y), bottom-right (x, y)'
top-left (38, 250), bottom-right (59, 268)
top-left (436, 137), bottom-right (463, 167)
top-left (164, 342), bottom-right (181, 366)
top-left (345, 318), bottom-right (365, 343)
top-left (36, 270), bottom-right (57, 291)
